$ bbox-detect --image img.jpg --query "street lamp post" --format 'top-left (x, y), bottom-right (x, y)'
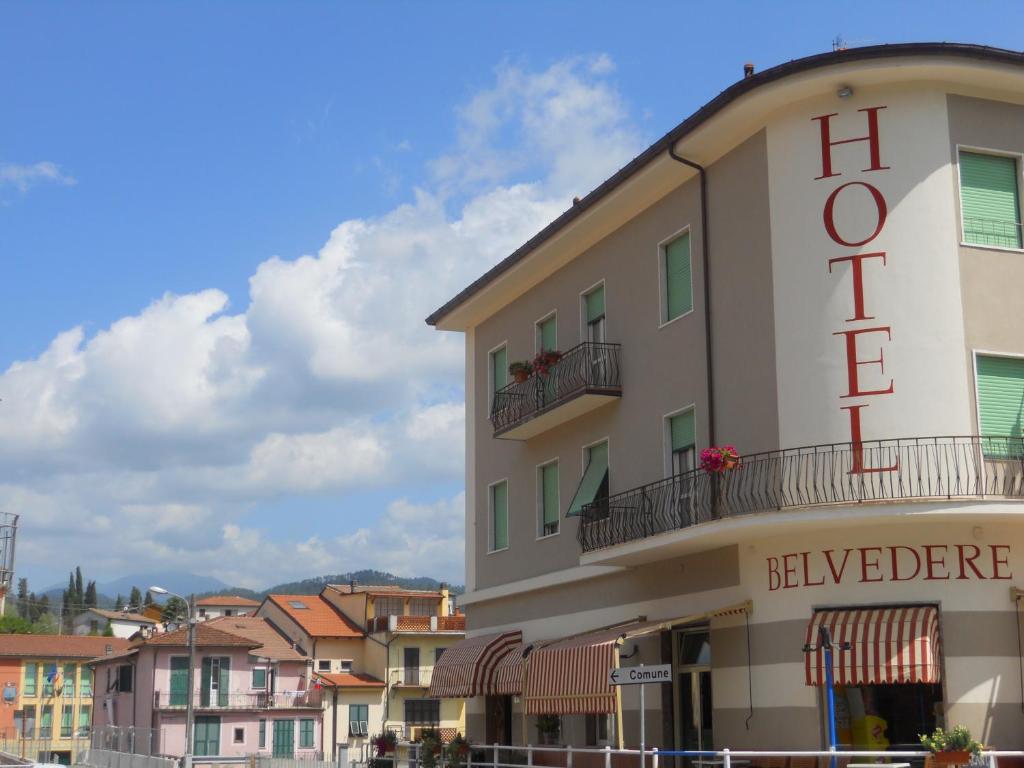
top-left (151, 586), bottom-right (195, 768)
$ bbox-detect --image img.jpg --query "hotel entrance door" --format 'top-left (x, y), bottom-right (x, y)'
top-left (674, 628), bottom-right (713, 758)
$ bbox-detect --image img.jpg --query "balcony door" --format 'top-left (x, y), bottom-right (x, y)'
top-left (272, 719), bottom-right (294, 758)
top-left (194, 716), bottom-right (221, 757)
top-left (535, 314), bottom-right (557, 406)
top-left (674, 628), bottom-right (712, 762)
top-left (170, 657), bottom-right (189, 706)
top-left (404, 647), bottom-right (420, 685)
top-left (200, 657), bottom-right (230, 707)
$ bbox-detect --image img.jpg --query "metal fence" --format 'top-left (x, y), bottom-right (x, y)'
top-left (78, 749), bottom-right (177, 768)
top-left (0, 734), bottom-right (90, 763)
top-left (578, 435), bottom-right (1024, 552)
top-left (490, 343), bottom-right (622, 435)
top-left (91, 725), bottom-right (162, 757)
top-left (153, 691), bottom-right (323, 710)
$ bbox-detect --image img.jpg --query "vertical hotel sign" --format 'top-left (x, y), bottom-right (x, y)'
top-left (814, 107), bottom-right (895, 473)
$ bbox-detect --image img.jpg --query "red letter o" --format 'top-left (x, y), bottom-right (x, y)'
top-left (823, 181), bottom-right (888, 247)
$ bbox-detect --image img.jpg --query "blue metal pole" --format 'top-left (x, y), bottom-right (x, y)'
top-left (824, 645), bottom-right (838, 768)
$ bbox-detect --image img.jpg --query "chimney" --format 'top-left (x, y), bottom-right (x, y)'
top-left (439, 583), bottom-right (450, 616)
top-left (743, 62), bottom-right (755, 78)
top-left (349, 578), bottom-right (356, 592)
top-left (572, 196), bottom-right (581, 206)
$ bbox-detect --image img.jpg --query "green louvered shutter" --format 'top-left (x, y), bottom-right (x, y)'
top-left (538, 316), bottom-right (557, 351)
top-left (491, 347), bottom-right (507, 393)
top-left (200, 659), bottom-right (212, 707)
top-left (976, 355), bottom-right (1024, 456)
top-left (170, 657), bottom-right (189, 706)
top-left (541, 463), bottom-right (559, 533)
top-left (491, 481), bottom-right (508, 551)
top-left (670, 411), bottom-right (696, 452)
top-left (585, 286), bottom-right (605, 322)
top-left (218, 657), bottom-right (230, 706)
top-left (960, 151), bottom-right (1022, 248)
top-left (568, 442), bottom-right (609, 516)
top-left (665, 233), bottom-right (693, 320)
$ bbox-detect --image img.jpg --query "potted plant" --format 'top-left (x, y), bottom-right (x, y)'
top-left (700, 445), bottom-right (741, 473)
top-left (372, 731), bottom-right (398, 756)
top-left (509, 360), bottom-right (532, 383)
top-left (536, 714), bottom-right (561, 745)
top-left (445, 733), bottom-right (471, 768)
top-left (531, 350), bottom-right (562, 377)
top-left (417, 728), bottom-right (443, 768)
top-left (920, 725), bottom-right (983, 766)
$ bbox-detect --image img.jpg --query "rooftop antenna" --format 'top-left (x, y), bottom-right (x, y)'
top-left (832, 35), bottom-right (847, 52)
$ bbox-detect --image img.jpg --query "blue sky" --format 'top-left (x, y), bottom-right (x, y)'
top-left (4, 1), bottom-right (1024, 590)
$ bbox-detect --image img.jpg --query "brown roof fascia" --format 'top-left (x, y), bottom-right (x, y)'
top-left (424, 42), bottom-right (1024, 328)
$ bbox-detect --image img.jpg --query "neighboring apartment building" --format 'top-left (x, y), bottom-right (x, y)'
top-left (256, 585), bottom-right (466, 758)
top-left (427, 43), bottom-right (1024, 751)
top-left (92, 619), bottom-right (323, 761)
top-left (0, 635), bottom-right (129, 764)
top-left (196, 596), bottom-right (261, 620)
top-left (72, 608), bottom-right (157, 639)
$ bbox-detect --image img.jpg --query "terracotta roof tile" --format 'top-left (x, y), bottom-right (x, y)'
top-left (266, 595), bottom-right (363, 638)
top-left (196, 596), bottom-right (261, 607)
top-left (206, 617), bottom-right (305, 661)
top-left (0, 635), bottom-right (132, 659)
top-left (145, 622), bottom-right (259, 648)
top-left (314, 672), bottom-right (385, 688)
top-left (326, 584), bottom-right (445, 598)
top-left (88, 608), bottom-right (157, 624)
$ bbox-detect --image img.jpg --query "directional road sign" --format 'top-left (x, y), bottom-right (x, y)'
top-left (607, 664), bottom-right (672, 686)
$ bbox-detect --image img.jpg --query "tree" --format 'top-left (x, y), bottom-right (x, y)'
top-left (74, 567), bottom-right (84, 605)
top-left (161, 596), bottom-right (187, 622)
top-left (102, 621), bottom-right (114, 637)
top-left (0, 616), bottom-right (33, 634)
top-left (32, 594), bottom-right (50, 625)
top-left (143, 590), bottom-right (154, 607)
top-left (114, 594), bottom-right (125, 611)
top-left (129, 587), bottom-right (142, 609)
top-left (32, 612), bottom-right (58, 635)
top-left (84, 581), bottom-right (97, 609)
top-left (16, 579), bottom-right (28, 619)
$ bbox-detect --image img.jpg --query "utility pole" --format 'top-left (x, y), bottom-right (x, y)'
top-left (185, 593), bottom-right (196, 768)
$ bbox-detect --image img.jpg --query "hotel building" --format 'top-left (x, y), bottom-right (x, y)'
top-left (428, 43), bottom-right (1024, 751)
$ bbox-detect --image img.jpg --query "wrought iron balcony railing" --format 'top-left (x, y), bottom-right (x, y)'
top-left (578, 436), bottom-right (1024, 553)
top-left (153, 689), bottom-right (322, 710)
top-left (490, 342), bottom-right (622, 437)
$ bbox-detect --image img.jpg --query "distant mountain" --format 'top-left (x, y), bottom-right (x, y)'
top-left (43, 571), bottom-right (229, 603)
top-left (257, 569), bottom-right (464, 597)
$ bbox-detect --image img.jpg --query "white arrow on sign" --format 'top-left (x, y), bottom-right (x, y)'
top-left (607, 664), bottom-right (672, 686)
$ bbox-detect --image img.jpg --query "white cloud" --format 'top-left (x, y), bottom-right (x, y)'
top-left (0, 161), bottom-right (76, 192)
top-left (0, 55), bottom-right (643, 589)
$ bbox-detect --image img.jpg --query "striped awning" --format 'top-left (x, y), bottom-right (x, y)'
top-left (429, 630), bottom-right (522, 698)
top-left (805, 606), bottom-right (941, 686)
top-left (492, 643), bottom-right (526, 696)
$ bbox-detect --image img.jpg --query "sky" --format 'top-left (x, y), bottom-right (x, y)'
top-left (4, 1), bottom-right (1024, 591)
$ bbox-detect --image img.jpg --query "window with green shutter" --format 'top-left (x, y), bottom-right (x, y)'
top-left (79, 666), bottom-right (91, 698)
top-left (78, 705), bottom-right (90, 736)
top-left (170, 657), bottom-right (189, 706)
top-left (960, 151), bottom-right (1023, 248)
top-left (252, 668), bottom-right (267, 689)
top-left (490, 481), bottom-right (508, 551)
top-left (537, 315), bottom-right (557, 352)
top-left (60, 704), bottom-right (73, 738)
top-left (539, 462), bottom-right (560, 537)
top-left (584, 286), bottom-right (606, 343)
top-left (663, 232), bottom-right (693, 322)
top-left (669, 410), bottom-right (696, 475)
top-left (194, 716), bottom-right (221, 757)
top-left (40, 705), bottom-right (52, 738)
top-left (490, 346), bottom-right (507, 394)
top-left (259, 719), bottom-right (267, 749)
top-left (568, 441), bottom-right (610, 517)
top-left (976, 354), bottom-right (1024, 457)
top-left (63, 664), bottom-right (75, 698)
top-left (299, 718), bottom-right (315, 749)
top-left (23, 663), bottom-right (36, 697)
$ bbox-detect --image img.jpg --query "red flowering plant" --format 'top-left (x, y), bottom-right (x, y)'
top-left (531, 349), bottom-right (563, 376)
top-left (700, 445), bottom-right (741, 473)
top-left (372, 731), bottom-right (398, 755)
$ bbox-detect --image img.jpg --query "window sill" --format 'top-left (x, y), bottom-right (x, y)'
top-left (487, 546), bottom-right (509, 555)
top-left (658, 308), bottom-right (694, 330)
top-left (536, 531), bottom-right (560, 541)
top-left (960, 240), bottom-right (1024, 254)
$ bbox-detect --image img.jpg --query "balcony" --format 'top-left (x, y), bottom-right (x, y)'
top-left (490, 342), bottom-right (622, 440)
top-left (368, 614), bottom-right (466, 634)
top-left (389, 669), bottom-right (431, 688)
top-left (153, 690), bottom-right (322, 710)
top-left (578, 436), bottom-right (1024, 556)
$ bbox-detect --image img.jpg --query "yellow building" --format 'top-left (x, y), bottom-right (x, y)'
top-left (258, 583), bottom-right (466, 758)
top-left (0, 635), bottom-right (131, 764)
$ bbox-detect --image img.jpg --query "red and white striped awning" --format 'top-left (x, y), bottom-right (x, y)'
top-left (491, 643), bottom-right (526, 696)
top-left (429, 630), bottom-right (522, 698)
top-left (524, 628), bottom-right (620, 715)
top-left (805, 606), bottom-right (941, 686)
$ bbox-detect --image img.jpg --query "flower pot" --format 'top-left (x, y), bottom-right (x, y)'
top-left (932, 752), bottom-right (972, 766)
top-left (512, 370), bottom-right (530, 383)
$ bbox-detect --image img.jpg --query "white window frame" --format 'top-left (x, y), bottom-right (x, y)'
top-left (316, 659), bottom-right (331, 673)
top-left (534, 310), bottom-right (558, 353)
top-left (536, 457), bottom-right (561, 540)
top-left (657, 225), bottom-right (694, 328)
top-left (663, 404), bottom-right (698, 478)
top-left (487, 478), bottom-right (510, 554)
top-left (579, 279), bottom-right (607, 343)
top-left (955, 143), bottom-right (1024, 254)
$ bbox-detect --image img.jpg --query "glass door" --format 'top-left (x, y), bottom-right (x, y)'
top-left (674, 629), bottom-right (713, 764)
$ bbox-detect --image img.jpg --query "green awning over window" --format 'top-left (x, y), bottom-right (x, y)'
top-left (585, 286), bottom-right (605, 323)
top-left (541, 463), bottom-right (559, 526)
top-left (960, 151), bottom-right (1022, 248)
top-left (568, 442), bottom-right (609, 516)
top-left (665, 233), bottom-right (693, 320)
top-left (670, 411), bottom-right (695, 452)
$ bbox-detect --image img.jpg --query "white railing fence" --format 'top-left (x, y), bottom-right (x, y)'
top-left (350, 744), bottom-right (1024, 768)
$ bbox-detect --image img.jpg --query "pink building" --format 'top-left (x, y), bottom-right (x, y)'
top-left (92, 617), bottom-right (323, 760)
